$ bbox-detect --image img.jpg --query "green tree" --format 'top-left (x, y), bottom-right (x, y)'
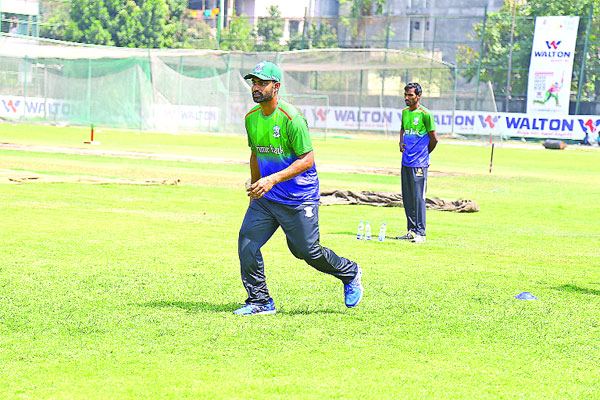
top-left (182, 17), bottom-right (218, 49)
top-left (43, 0), bottom-right (190, 48)
top-left (39, 0), bottom-right (71, 40)
top-left (256, 5), bottom-right (285, 52)
top-left (457, 0), bottom-right (600, 103)
top-left (220, 15), bottom-right (255, 51)
top-left (340, 0), bottom-right (386, 47)
top-left (288, 22), bottom-right (338, 50)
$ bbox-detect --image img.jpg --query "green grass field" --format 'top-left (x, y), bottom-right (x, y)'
top-left (1, 124), bottom-right (599, 399)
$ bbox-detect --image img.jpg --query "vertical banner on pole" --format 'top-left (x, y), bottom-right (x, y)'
top-left (527, 16), bottom-right (579, 115)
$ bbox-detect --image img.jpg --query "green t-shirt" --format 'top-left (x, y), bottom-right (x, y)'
top-left (245, 99), bottom-right (319, 205)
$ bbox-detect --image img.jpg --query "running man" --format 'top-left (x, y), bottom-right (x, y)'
top-left (234, 61), bottom-right (363, 315)
top-left (396, 82), bottom-right (438, 243)
top-left (534, 81), bottom-right (562, 106)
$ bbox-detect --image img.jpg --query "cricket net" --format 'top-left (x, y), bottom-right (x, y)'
top-left (0, 36), bottom-right (495, 135)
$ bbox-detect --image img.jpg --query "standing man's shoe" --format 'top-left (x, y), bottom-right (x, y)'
top-left (411, 234), bottom-right (426, 243)
top-left (396, 231), bottom-right (415, 240)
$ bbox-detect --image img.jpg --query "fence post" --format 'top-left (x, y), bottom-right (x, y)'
top-left (384, 4), bottom-right (391, 49)
top-left (504, 0), bottom-right (518, 112)
top-left (575, 4), bottom-right (593, 115)
top-left (474, 5), bottom-right (488, 111)
top-left (381, 3), bottom-right (392, 130)
top-left (147, 48), bottom-right (153, 131)
top-left (177, 55), bottom-right (183, 131)
top-left (43, 66), bottom-right (47, 119)
top-left (358, 69), bottom-right (363, 131)
top-left (301, 7), bottom-right (307, 49)
top-left (452, 66), bottom-right (457, 135)
top-left (217, 0), bottom-right (224, 47)
top-left (23, 55), bottom-right (28, 120)
top-left (87, 58), bottom-right (92, 124)
top-left (225, 53), bottom-right (231, 132)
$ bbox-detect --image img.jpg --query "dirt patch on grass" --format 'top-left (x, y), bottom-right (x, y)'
top-left (0, 143), bottom-right (462, 177)
top-left (0, 168), bottom-right (180, 185)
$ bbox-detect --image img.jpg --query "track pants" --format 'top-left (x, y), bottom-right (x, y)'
top-left (238, 196), bottom-right (358, 305)
top-left (401, 165), bottom-right (428, 236)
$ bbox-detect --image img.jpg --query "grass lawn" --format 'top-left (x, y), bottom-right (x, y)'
top-left (1, 123), bottom-right (599, 399)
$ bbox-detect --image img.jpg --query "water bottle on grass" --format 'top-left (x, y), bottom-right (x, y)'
top-left (356, 221), bottom-right (364, 240)
top-left (378, 222), bottom-right (387, 242)
top-left (365, 221), bottom-right (372, 241)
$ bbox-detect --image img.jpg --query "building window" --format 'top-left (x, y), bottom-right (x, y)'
top-left (289, 20), bottom-right (300, 37)
top-left (413, 21), bottom-right (420, 30)
top-left (409, 0), bottom-right (427, 8)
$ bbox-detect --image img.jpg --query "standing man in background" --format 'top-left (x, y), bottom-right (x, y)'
top-left (396, 82), bottom-right (438, 243)
top-left (235, 61), bottom-right (363, 315)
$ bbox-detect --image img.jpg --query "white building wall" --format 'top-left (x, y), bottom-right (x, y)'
top-left (252, 0), bottom-right (312, 19)
top-left (237, 0), bottom-right (314, 42)
top-left (1, 0), bottom-right (39, 16)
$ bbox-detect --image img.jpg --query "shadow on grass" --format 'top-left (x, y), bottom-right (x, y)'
top-left (138, 301), bottom-right (344, 315)
top-left (278, 308), bottom-right (343, 315)
top-left (139, 301), bottom-right (237, 313)
top-left (328, 231), bottom-right (359, 236)
top-left (138, 301), bottom-right (342, 315)
top-left (552, 284), bottom-right (600, 296)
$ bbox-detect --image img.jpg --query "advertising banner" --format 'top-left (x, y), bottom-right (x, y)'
top-left (2, 94), bottom-right (598, 142)
top-left (295, 104), bottom-right (599, 141)
top-left (526, 16), bottom-right (580, 115)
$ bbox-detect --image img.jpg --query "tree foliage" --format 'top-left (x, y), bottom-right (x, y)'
top-left (182, 17), bottom-right (218, 49)
top-left (39, 0), bottom-right (71, 40)
top-left (340, 0), bottom-right (387, 47)
top-left (41, 0), bottom-right (192, 48)
top-left (220, 15), bottom-right (255, 51)
top-left (255, 5), bottom-right (285, 52)
top-left (457, 0), bottom-right (600, 101)
top-left (288, 22), bottom-right (338, 50)
top-left (342, 0), bottom-right (386, 18)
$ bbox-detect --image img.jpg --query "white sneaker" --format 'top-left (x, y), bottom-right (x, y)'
top-left (396, 231), bottom-right (415, 240)
top-left (411, 234), bottom-right (425, 243)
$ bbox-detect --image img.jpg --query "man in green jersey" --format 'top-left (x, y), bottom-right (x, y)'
top-left (396, 82), bottom-right (438, 243)
top-left (234, 61), bottom-right (363, 315)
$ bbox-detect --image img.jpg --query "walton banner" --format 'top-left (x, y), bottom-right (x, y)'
top-left (295, 105), bottom-right (599, 142)
top-left (526, 16), bottom-right (580, 115)
top-left (2, 94), bottom-right (598, 141)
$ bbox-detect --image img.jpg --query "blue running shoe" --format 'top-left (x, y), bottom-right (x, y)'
top-left (233, 299), bottom-right (276, 315)
top-left (344, 266), bottom-right (363, 308)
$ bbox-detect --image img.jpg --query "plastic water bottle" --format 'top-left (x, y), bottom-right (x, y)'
top-left (378, 222), bottom-right (387, 242)
top-left (365, 221), bottom-right (372, 241)
top-left (356, 221), bottom-right (364, 240)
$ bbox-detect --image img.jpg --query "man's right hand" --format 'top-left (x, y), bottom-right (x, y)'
top-left (399, 142), bottom-right (406, 152)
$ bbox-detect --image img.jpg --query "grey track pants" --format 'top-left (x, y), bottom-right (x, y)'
top-left (238, 196), bottom-right (358, 305)
top-left (401, 165), bottom-right (428, 236)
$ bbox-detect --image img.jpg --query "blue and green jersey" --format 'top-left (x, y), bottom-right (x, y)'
top-left (401, 105), bottom-right (436, 167)
top-left (245, 100), bottom-right (319, 205)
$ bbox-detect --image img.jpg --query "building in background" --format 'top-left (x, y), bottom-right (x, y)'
top-left (232, 0), bottom-right (317, 42)
top-left (389, 0), bottom-right (504, 62)
top-left (320, 0), bottom-right (503, 63)
top-left (188, 0), bottom-right (236, 28)
top-left (1, 0), bottom-right (39, 36)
